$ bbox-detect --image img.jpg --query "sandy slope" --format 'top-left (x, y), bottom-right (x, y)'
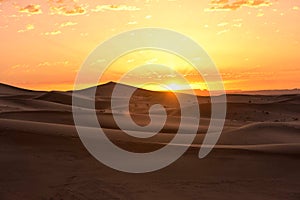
top-left (0, 82), bottom-right (300, 199)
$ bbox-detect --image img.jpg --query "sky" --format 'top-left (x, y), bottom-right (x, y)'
top-left (0, 0), bottom-right (300, 91)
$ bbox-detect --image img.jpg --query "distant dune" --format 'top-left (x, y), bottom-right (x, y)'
top-left (178, 88), bottom-right (300, 96)
top-left (0, 82), bottom-right (299, 199)
top-left (1, 81), bottom-right (299, 150)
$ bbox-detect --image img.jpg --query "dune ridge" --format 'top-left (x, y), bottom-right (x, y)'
top-left (0, 82), bottom-right (299, 155)
top-left (0, 82), bottom-right (300, 200)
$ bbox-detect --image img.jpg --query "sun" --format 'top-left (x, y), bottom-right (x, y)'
top-left (139, 82), bottom-right (185, 91)
top-left (166, 83), bottom-right (183, 91)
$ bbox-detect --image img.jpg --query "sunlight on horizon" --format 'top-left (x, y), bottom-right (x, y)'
top-left (0, 0), bottom-right (299, 91)
top-left (97, 49), bottom-right (209, 91)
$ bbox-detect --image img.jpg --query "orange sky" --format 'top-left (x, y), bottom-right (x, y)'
top-left (0, 0), bottom-right (300, 91)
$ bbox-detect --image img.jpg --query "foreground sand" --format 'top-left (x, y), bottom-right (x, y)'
top-left (0, 82), bottom-right (299, 199)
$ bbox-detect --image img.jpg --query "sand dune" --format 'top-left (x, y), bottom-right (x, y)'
top-left (218, 122), bottom-right (300, 145)
top-left (1, 82), bottom-right (299, 151)
top-left (0, 83), bottom-right (41, 95)
top-left (0, 82), bottom-right (300, 199)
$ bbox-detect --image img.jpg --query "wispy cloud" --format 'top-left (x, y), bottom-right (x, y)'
top-left (60, 21), bottom-right (77, 27)
top-left (217, 22), bottom-right (229, 26)
top-left (91, 5), bottom-right (140, 12)
top-left (232, 23), bottom-right (242, 27)
top-left (63, 5), bottom-right (86, 15)
top-left (207, 0), bottom-right (273, 11)
top-left (18, 24), bottom-right (35, 33)
top-left (292, 6), bottom-right (299, 11)
top-left (6, 1), bottom-right (141, 17)
top-left (48, 0), bottom-right (87, 16)
top-left (38, 60), bottom-right (69, 67)
top-left (50, 5), bottom-right (86, 16)
top-left (19, 4), bottom-right (42, 15)
top-left (44, 30), bottom-right (61, 35)
top-left (256, 12), bottom-right (264, 17)
top-left (217, 29), bottom-right (230, 35)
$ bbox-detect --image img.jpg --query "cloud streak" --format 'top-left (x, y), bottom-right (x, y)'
top-left (48, 0), bottom-right (87, 16)
top-left (50, 5), bottom-right (86, 16)
top-left (18, 24), bottom-right (35, 33)
top-left (44, 30), bottom-right (61, 35)
top-left (207, 0), bottom-right (273, 11)
top-left (19, 4), bottom-right (42, 14)
top-left (91, 5), bottom-right (140, 12)
top-left (60, 21), bottom-right (77, 27)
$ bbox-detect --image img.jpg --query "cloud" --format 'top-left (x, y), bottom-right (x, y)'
top-left (51, 5), bottom-right (86, 16)
top-left (232, 23), bottom-right (242, 27)
top-left (256, 12), bottom-right (264, 17)
top-left (19, 4), bottom-right (42, 14)
top-left (44, 30), bottom-right (61, 35)
top-left (207, 0), bottom-right (273, 11)
top-left (217, 22), bottom-right (228, 26)
top-left (60, 21), bottom-right (77, 27)
top-left (18, 24), bottom-right (35, 33)
top-left (292, 6), bottom-right (299, 11)
top-left (38, 60), bottom-right (69, 67)
top-left (91, 5), bottom-right (140, 12)
top-left (63, 5), bottom-right (86, 15)
top-left (48, 0), bottom-right (87, 16)
top-left (217, 29), bottom-right (230, 35)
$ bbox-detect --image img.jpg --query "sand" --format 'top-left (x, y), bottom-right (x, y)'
top-left (0, 82), bottom-right (299, 200)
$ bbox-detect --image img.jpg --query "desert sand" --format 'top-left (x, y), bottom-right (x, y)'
top-left (0, 82), bottom-right (299, 200)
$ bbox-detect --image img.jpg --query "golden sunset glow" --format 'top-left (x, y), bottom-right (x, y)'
top-left (1, 0), bottom-right (300, 91)
top-left (166, 83), bottom-right (184, 91)
top-left (141, 82), bottom-right (189, 92)
top-left (100, 49), bottom-right (207, 91)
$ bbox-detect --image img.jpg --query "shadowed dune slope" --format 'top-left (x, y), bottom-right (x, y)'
top-left (0, 82), bottom-right (299, 155)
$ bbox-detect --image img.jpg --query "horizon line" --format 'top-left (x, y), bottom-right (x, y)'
top-left (0, 81), bottom-right (299, 95)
